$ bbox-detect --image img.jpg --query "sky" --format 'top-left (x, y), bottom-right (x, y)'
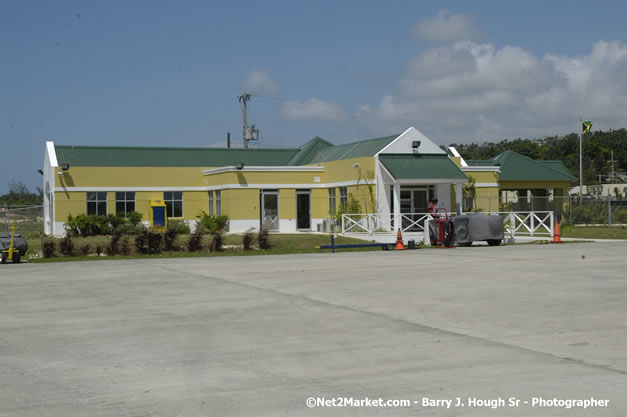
top-left (2, 0), bottom-right (627, 194)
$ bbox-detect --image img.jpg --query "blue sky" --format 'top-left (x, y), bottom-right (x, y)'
top-left (2, 0), bottom-right (627, 194)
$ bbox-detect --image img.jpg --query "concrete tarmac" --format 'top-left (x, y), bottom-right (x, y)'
top-left (1, 242), bottom-right (626, 416)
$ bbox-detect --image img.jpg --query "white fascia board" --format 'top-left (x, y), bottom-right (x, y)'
top-left (395, 179), bottom-right (468, 185)
top-left (475, 182), bottom-right (500, 188)
top-left (54, 179), bottom-right (375, 193)
top-left (448, 146), bottom-right (468, 167)
top-left (203, 166), bottom-right (324, 175)
top-left (462, 166), bottom-right (500, 172)
top-left (46, 141), bottom-right (58, 167)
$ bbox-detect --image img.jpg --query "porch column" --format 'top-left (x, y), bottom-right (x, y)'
top-left (455, 183), bottom-right (463, 214)
top-left (393, 183), bottom-right (401, 231)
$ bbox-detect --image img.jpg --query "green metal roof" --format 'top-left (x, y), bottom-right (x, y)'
top-left (537, 160), bottom-right (576, 179)
top-left (286, 136), bottom-right (334, 166)
top-left (490, 150), bottom-right (577, 181)
top-left (54, 145), bottom-right (300, 167)
top-left (379, 154), bottom-right (468, 180)
top-left (308, 134), bottom-right (398, 163)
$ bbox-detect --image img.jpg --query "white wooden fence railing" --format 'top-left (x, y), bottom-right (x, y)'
top-left (341, 211), bottom-right (554, 238)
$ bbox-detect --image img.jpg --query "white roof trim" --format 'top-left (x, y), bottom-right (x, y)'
top-left (46, 141), bottom-right (58, 167)
top-left (203, 165), bottom-right (324, 175)
top-left (448, 146), bottom-right (468, 167)
top-left (462, 166), bottom-right (500, 172)
top-left (54, 179), bottom-right (374, 193)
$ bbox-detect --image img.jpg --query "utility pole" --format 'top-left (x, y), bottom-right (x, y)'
top-left (238, 92), bottom-right (252, 148)
top-left (579, 117), bottom-right (583, 199)
top-left (609, 150), bottom-right (617, 184)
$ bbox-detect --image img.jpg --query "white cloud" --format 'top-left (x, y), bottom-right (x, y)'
top-left (359, 40), bottom-right (627, 143)
top-left (413, 10), bottom-right (482, 44)
top-left (240, 68), bottom-right (279, 95)
top-left (280, 98), bottom-right (346, 122)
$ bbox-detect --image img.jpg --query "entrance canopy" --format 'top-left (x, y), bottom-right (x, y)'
top-left (379, 154), bottom-right (468, 182)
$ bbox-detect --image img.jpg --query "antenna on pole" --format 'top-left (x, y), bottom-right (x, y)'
top-left (238, 92), bottom-right (259, 148)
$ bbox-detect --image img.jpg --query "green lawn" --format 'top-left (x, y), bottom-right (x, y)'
top-left (26, 233), bottom-right (386, 263)
top-left (561, 226), bottom-right (627, 240)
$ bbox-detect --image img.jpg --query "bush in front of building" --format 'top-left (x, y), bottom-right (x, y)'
top-left (196, 211), bottom-right (229, 234)
top-left (166, 219), bottom-right (191, 235)
top-left (135, 230), bottom-right (163, 254)
top-left (242, 229), bottom-right (254, 250)
top-left (333, 193), bottom-right (362, 225)
top-left (164, 223), bottom-right (182, 251)
top-left (65, 212), bottom-right (144, 237)
top-left (210, 231), bottom-right (224, 252)
top-left (59, 235), bottom-right (75, 256)
top-left (258, 227), bottom-right (272, 250)
top-left (41, 238), bottom-right (56, 258)
top-left (187, 228), bottom-right (204, 252)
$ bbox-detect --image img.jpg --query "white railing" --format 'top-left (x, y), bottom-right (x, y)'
top-left (342, 211), bottom-right (555, 238)
top-left (341, 213), bottom-right (435, 234)
top-left (497, 211), bottom-right (554, 237)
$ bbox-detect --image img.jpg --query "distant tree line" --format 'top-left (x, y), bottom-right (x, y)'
top-left (449, 129), bottom-right (627, 184)
top-left (0, 180), bottom-right (43, 206)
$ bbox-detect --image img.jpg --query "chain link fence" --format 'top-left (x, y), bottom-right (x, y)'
top-left (465, 194), bottom-right (627, 226)
top-left (0, 205), bottom-right (44, 237)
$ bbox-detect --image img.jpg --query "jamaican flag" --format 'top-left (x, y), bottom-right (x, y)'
top-left (582, 121), bottom-right (592, 134)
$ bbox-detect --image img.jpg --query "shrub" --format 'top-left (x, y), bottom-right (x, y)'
top-left (167, 219), bottom-right (190, 235)
top-left (258, 227), bottom-right (272, 250)
top-left (147, 232), bottom-right (163, 254)
top-left (187, 229), bottom-right (204, 252)
top-left (65, 212), bottom-right (144, 237)
top-left (333, 193), bottom-right (362, 225)
top-left (120, 237), bottom-right (131, 256)
top-left (135, 230), bottom-right (162, 254)
top-left (210, 230), bottom-right (224, 252)
top-left (135, 231), bottom-right (148, 254)
top-left (79, 243), bottom-right (91, 256)
top-left (164, 224), bottom-right (181, 251)
top-left (59, 235), bottom-right (75, 256)
top-left (42, 239), bottom-right (56, 258)
top-left (106, 234), bottom-right (121, 256)
top-left (95, 244), bottom-right (104, 256)
top-left (242, 229), bottom-right (254, 250)
top-left (196, 211), bottom-right (229, 234)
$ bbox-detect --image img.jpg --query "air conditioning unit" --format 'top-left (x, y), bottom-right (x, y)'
top-left (319, 218), bottom-right (336, 233)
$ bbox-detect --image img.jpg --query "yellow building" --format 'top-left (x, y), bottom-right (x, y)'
top-left (42, 127), bottom-right (575, 236)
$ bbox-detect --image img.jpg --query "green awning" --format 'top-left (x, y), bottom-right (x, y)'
top-left (379, 154), bottom-right (468, 180)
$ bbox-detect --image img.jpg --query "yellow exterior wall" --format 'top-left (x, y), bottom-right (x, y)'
top-left (221, 188), bottom-right (258, 220)
top-left (462, 170), bottom-right (499, 184)
top-left (474, 187), bottom-right (500, 212)
top-left (55, 191), bottom-right (88, 221)
top-left (316, 157), bottom-right (375, 184)
top-left (56, 167), bottom-right (205, 188)
top-left (205, 171), bottom-right (322, 186)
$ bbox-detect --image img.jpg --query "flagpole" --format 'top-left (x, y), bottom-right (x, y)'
top-left (579, 116), bottom-right (583, 200)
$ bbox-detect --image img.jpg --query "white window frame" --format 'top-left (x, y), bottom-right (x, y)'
top-left (115, 192), bottom-right (136, 217)
top-left (339, 186), bottom-right (348, 206)
top-left (216, 190), bottom-right (221, 216)
top-left (328, 188), bottom-right (336, 214)
top-left (208, 191), bottom-right (214, 216)
top-left (163, 191), bottom-right (183, 218)
top-left (87, 192), bottom-right (108, 216)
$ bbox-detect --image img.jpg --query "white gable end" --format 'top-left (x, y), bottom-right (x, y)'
top-left (376, 127), bottom-right (446, 155)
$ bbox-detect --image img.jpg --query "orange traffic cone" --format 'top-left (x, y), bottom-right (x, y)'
top-left (394, 228), bottom-right (406, 250)
top-left (552, 221), bottom-right (564, 244)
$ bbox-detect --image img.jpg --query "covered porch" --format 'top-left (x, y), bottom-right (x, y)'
top-left (375, 153), bottom-right (467, 231)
